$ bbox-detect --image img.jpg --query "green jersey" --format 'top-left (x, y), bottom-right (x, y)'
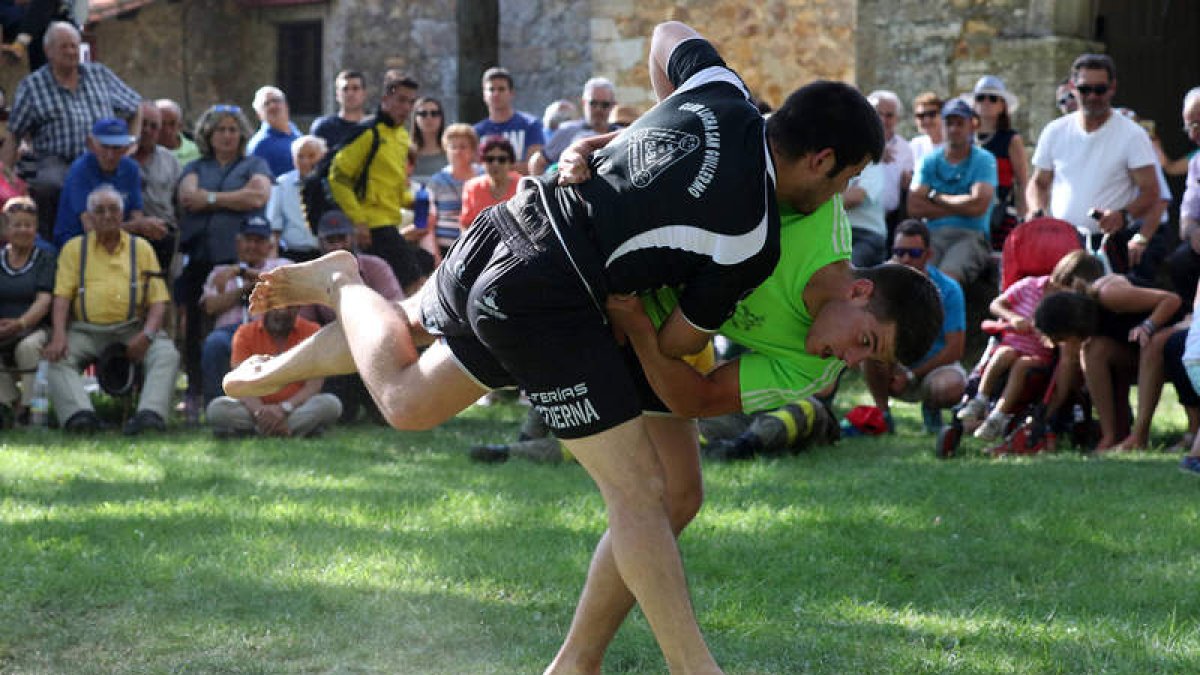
top-left (640, 195), bottom-right (852, 412)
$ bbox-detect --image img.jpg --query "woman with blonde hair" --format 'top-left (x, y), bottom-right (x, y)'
top-left (426, 123), bottom-right (482, 256)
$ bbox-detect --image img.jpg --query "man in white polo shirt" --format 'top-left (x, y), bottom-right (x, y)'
top-left (1027, 53), bottom-right (1159, 274)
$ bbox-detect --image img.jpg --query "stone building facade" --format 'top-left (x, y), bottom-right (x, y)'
top-left (82, 1), bottom-right (1193, 160)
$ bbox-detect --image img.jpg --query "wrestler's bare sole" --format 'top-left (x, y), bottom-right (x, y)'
top-left (249, 250), bottom-right (360, 314)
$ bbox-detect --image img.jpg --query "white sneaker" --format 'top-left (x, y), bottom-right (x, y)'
top-left (974, 411), bottom-right (1011, 440)
top-left (957, 397), bottom-right (988, 423)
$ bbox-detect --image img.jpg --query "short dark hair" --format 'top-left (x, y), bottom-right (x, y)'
top-left (482, 67), bottom-right (514, 90)
top-left (767, 81), bottom-right (884, 177)
top-left (383, 70), bottom-right (419, 94)
top-left (1035, 291), bottom-right (1097, 341)
top-left (1072, 53), bottom-right (1116, 82)
top-left (894, 218), bottom-right (930, 248)
top-left (479, 134), bottom-right (515, 162)
top-left (854, 263), bottom-right (943, 366)
top-left (336, 69), bottom-right (365, 88)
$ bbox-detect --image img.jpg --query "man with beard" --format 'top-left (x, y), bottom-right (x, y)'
top-left (205, 304), bottom-right (340, 438)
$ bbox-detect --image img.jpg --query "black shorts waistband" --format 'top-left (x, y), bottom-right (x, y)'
top-left (507, 177), bottom-right (609, 318)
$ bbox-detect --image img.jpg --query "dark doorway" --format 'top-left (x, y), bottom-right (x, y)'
top-left (277, 20), bottom-right (323, 117)
top-left (1095, 0), bottom-right (1200, 209)
top-left (457, 0), bottom-right (498, 124)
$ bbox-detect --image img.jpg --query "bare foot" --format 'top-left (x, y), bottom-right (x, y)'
top-left (249, 250), bottom-right (361, 314)
top-left (222, 354), bottom-right (288, 398)
top-left (1094, 435), bottom-right (1118, 454)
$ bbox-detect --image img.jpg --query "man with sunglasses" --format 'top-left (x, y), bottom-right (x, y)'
top-left (530, 77), bottom-right (618, 175)
top-left (1028, 54), bottom-right (1159, 274)
top-left (862, 219), bottom-right (966, 433)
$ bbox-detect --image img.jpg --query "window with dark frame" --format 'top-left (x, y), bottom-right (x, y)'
top-left (277, 21), bottom-right (322, 116)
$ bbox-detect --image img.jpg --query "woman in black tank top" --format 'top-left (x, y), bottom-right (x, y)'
top-left (972, 76), bottom-right (1029, 251)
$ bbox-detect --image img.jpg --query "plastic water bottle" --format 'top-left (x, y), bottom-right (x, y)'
top-left (412, 185), bottom-right (430, 230)
top-left (29, 359), bottom-right (49, 429)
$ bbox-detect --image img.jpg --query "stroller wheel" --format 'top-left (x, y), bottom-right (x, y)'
top-left (936, 425), bottom-right (961, 459)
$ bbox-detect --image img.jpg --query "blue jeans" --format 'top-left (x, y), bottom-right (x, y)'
top-left (201, 323), bottom-right (241, 404)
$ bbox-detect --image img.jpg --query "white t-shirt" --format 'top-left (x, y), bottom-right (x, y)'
top-left (910, 134), bottom-right (942, 171)
top-left (845, 161), bottom-right (887, 237)
top-left (880, 134), bottom-right (914, 213)
top-left (1031, 111), bottom-right (1156, 234)
top-left (1184, 309), bottom-right (1200, 364)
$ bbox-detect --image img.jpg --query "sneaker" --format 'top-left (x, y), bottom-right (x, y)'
top-left (974, 411), bottom-right (1010, 441)
top-left (1180, 455), bottom-right (1200, 475)
top-left (957, 397), bottom-right (988, 423)
top-left (469, 444), bottom-right (511, 463)
top-left (123, 410), bottom-right (166, 436)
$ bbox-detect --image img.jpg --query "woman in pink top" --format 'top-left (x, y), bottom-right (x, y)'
top-left (459, 135), bottom-right (519, 229)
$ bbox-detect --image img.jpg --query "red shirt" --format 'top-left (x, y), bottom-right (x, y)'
top-left (459, 172), bottom-right (520, 228)
top-left (231, 316), bottom-right (320, 404)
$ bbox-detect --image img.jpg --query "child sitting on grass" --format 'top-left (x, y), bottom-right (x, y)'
top-left (958, 272), bottom-right (1061, 439)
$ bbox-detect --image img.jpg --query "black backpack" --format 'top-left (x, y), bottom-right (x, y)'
top-left (301, 117), bottom-right (383, 231)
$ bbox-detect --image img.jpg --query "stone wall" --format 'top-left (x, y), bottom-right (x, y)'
top-left (855, 0), bottom-right (1101, 143)
top-left (591, 0), bottom-right (857, 114)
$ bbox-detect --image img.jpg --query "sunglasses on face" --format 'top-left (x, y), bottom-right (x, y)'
top-left (414, 110), bottom-right (442, 118)
top-left (975, 94), bottom-right (1001, 104)
top-left (1075, 84), bottom-right (1109, 96)
top-left (212, 104), bottom-right (242, 114)
top-left (588, 100), bottom-right (614, 110)
top-left (1057, 96), bottom-right (1074, 107)
top-left (893, 247), bottom-right (925, 259)
top-left (482, 154), bottom-right (511, 164)
top-left (914, 110), bottom-right (939, 120)
top-left (4, 204), bottom-right (36, 215)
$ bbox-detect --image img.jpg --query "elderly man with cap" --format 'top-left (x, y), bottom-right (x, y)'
top-left (52, 117), bottom-right (167, 250)
top-left (303, 209), bottom-right (401, 423)
top-left (206, 304), bottom-right (341, 438)
top-left (198, 214), bottom-right (292, 407)
top-left (42, 184), bottom-right (178, 435)
top-left (906, 97), bottom-right (998, 286)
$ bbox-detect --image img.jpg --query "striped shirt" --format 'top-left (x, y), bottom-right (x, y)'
top-left (998, 274), bottom-right (1054, 360)
top-left (8, 62), bottom-right (141, 162)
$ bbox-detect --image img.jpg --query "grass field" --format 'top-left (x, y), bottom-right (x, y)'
top-left (3, 390), bottom-right (1200, 674)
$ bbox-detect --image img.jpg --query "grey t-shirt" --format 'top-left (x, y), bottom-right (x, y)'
top-left (179, 155), bottom-right (272, 264)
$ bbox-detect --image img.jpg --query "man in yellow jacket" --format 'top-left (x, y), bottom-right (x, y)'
top-left (329, 70), bottom-right (428, 295)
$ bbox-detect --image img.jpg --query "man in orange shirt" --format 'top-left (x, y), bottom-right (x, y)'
top-left (205, 306), bottom-right (341, 437)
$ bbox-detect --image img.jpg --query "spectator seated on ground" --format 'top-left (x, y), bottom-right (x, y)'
top-left (302, 210), bottom-right (400, 424)
top-left (206, 306), bottom-right (341, 438)
top-left (52, 117), bottom-right (161, 250)
top-left (0, 197), bottom-right (54, 426)
top-left (41, 185), bottom-right (178, 436)
top-left (863, 219), bottom-right (967, 434)
top-left (199, 215), bottom-right (291, 406)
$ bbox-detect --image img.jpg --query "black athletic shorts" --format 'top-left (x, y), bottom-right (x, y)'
top-left (421, 184), bottom-right (645, 439)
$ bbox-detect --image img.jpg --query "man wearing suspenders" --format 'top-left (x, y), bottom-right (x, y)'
top-left (42, 185), bottom-right (178, 434)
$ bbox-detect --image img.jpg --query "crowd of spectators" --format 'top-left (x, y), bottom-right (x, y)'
top-left (2, 18), bottom-right (1200, 474)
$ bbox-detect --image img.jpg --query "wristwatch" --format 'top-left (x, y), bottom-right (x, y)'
top-left (206, 191), bottom-right (216, 206)
top-left (280, 401), bottom-right (295, 414)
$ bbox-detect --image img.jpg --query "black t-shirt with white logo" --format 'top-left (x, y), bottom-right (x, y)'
top-left (568, 38), bottom-right (779, 331)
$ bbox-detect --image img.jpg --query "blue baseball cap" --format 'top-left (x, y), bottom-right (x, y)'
top-left (941, 98), bottom-right (976, 120)
top-left (91, 117), bottom-right (136, 146)
top-left (240, 214), bottom-right (272, 238)
top-left (317, 210), bottom-right (355, 238)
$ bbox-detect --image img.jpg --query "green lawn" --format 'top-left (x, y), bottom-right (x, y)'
top-left (2, 396), bottom-right (1200, 674)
